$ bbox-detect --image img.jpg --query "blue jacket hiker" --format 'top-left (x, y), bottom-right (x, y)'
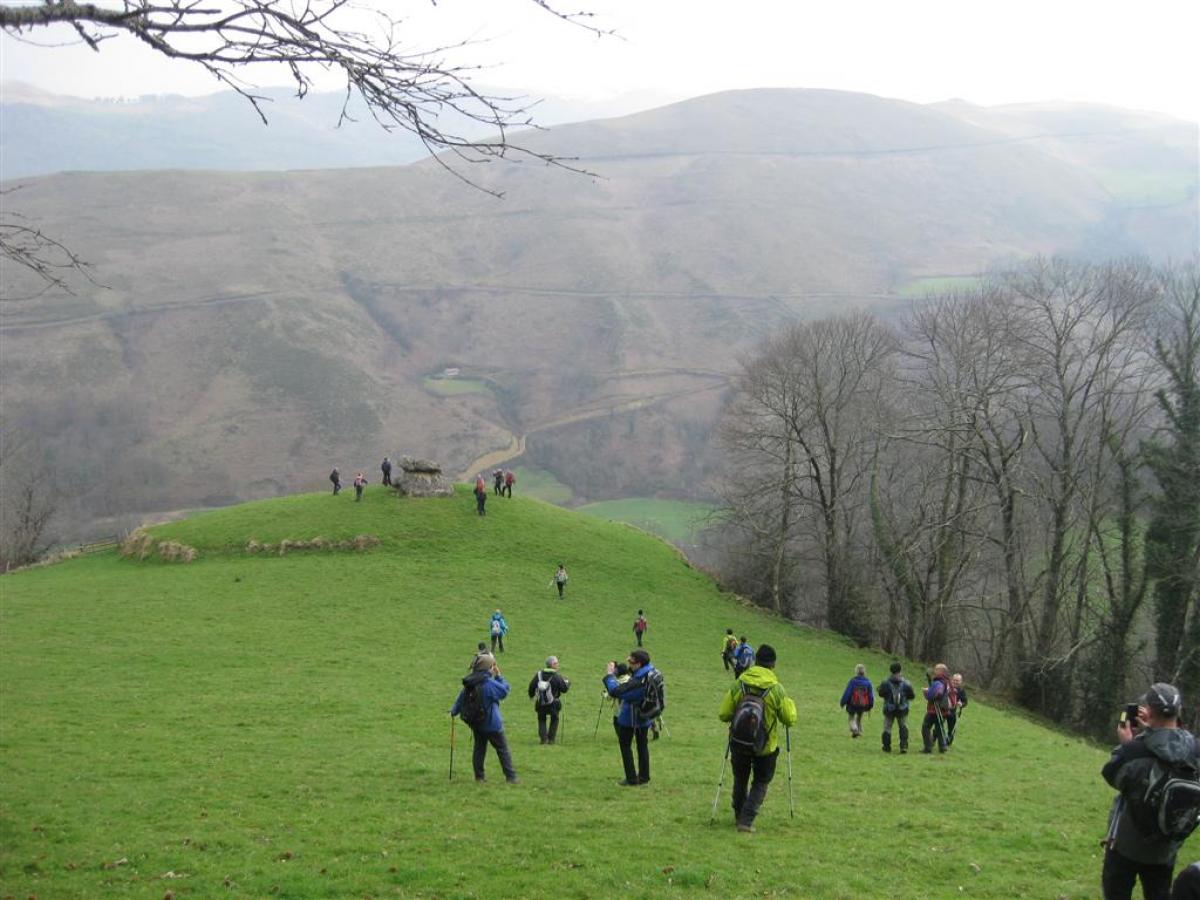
top-left (489, 609), bottom-right (508, 653)
top-left (839, 664), bottom-right (874, 738)
top-left (733, 639), bottom-right (755, 677)
top-left (603, 649), bottom-right (663, 786)
top-left (450, 653), bottom-right (518, 783)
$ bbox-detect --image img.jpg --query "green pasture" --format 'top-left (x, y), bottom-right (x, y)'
top-left (577, 498), bottom-right (718, 544)
top-left (1091, 168), bottom-right (1198, 206)
top-left (512, 466), bottom-right (573, 505)
top-left (0, 488), bottom-right (1159, 897)
top-left (421, 376), bottom-right (492, 397)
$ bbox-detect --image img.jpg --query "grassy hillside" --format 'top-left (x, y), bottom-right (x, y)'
top-left (0, 489), bottom-right (1149, 898)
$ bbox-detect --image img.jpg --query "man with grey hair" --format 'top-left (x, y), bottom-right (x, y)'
top-left (528, 655), bottom-right (571, 745)
top-left (1101, 682), bottom-right (1200, 899)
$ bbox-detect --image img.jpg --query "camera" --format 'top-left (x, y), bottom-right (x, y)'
top-left (1120, 703), bottom-right (1141, 730)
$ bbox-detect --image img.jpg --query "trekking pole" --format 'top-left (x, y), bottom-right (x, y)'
top-left (926, 673), bottom-right (948, 751)
top-left (593, 695), bottom-right (606, 738)
top-left (659, 716), bottom-right (670, 738)
top-left (559, 710), bottom-right (565, 746)
top-left (709, 741), bottom-right (731, 825)
top-left (449, 715), bottom-right (456, 781)
top-left (786, 726), bottom-right (795, 819)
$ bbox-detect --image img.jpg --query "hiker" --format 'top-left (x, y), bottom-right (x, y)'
top-left (474, 476), bottom-right (487, 516)
top-left (946, 673), bottom-right (969, 746)
top-left (1101, 683), bottom-right (1200, 900)
top-left (553, 564), bottom-right (569, 599)
top-left (603, 649), bottom-right (663, 786)
top-left (449, 653), bottom-right (518, 783)
top-left (504, 469), bottom-right (515, 497)
top-left (633, 610), bottom-right (648, 647)
top-left (493, 469), bottom-right (504, 495)
top-left (329, 467), bottom-right (341, 495)
top-left (353, 472), bottom-right (367, 501)
top-left (718, 643), bottom-right (798, 833)
top-left (839, 664), bottom-right (874, 739)
top-left (921, 664), bottom-right (954, 753)
top-left (608, 662), bottom-right (631, 736)
top-left (721, 629), bottom-right (738, 674)
top-left (877, 661), bottom-right (916, 753)
top-left (489, 609), bottom-right (508, 653)
top-left (381, 456), bottom-right (392, 487)
top-left (733, 637), bottom-right (754, 678)
top-left (528, 655), bottom-right (571, 745)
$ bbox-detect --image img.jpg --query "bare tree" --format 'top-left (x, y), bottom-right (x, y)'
top-left (0, 424), bottom-right (57, 569)
top-left (0, 0), bottom-right (606, 296)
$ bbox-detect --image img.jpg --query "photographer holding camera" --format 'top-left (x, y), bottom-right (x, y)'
top-left (603, 649), bottom-right (662, 786)
top-left (1100, 683), bottom-right (1200, 899)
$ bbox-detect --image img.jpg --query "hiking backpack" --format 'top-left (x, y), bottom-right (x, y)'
top-left (850, 684), bottom-right (871, 710)
top-left (460, 682), bottom-right (487, 727)
top-left (724, 635), bottom-right (738, 654)
top-left (885, 680), bottom-right (909, 714)
top-left (490, 619), bottom-right (502, 636)
top-left (1126, 757), bottom-right (1200, 841)
top-left (638, 670), bottom-right (665, 720)
top-left (729, 683), bottom-right (770, 753)
top-left (737, 645), bottom-right (755, 668)
top-left (634, 617), bottom-right (647, 634)
top-left (534, 673), bottom-right (556, 709)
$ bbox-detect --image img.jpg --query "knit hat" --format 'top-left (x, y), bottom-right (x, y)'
top-left (473, 653), bottom-right (496, 673)
top-left (756, 644), bottom-right (777, 667)
top-left (1142, 682), bottom-right (1182, 716)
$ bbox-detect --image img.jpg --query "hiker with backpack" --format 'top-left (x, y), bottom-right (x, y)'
top-left (488, 609), bottom-right (508, 653)
top-left (504, 470), bottom-right (515, 497)
top-left (603, 649), bottom-right (664, 786)
top-left (633, 610), bottom-right (648, 647)
top-left (380, 456), bottom-right (393, 487)
top-left (921, 664), bottom-right (954, 753)
top-left (493, 469), bottom-right (504, 495)
top-left (947, 673), bottom-right (969, 746)
top-left (329, 467), bottom-right (341, 495)
top-left (1101, 682), bottom-right (1200, 900)
top-left (839, 664), bottom-right (874, 739)
top-left (733, 637), bottom-right (755, 678)
top-left (877, 661), bottom-right (916, 753)
top-left (553, 564), bottom-right (569, 599)
top-left (528, 655), bottom-right (571, 745)
top-left (353, 472), bottom-right (367, 501)
top-left (449, 652), bottom-right (519, 784)
top-left (474, 475), bottom-right (488, 516)
top-left (721, 629), bottom-right (738, 674)
top-left (717, 643), bottom-right (797, 833)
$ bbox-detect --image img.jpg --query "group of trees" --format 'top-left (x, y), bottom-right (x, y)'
top-left (715, 258), bottom-right (1200, 738)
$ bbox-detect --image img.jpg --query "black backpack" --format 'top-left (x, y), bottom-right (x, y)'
top-left (729, 683), bottom-right (770, 753)
top-left (884, 679), bottom-right (909, 715)
top-left (1126, 756), bottom-right (1200, 841)
top-left (638, 670), bottom-right (665, 720)
top-left (460, 678), bottom-right (488, 727)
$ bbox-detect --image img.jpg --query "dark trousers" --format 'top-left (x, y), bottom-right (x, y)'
top-left (731, 748), bottom-right (778, 827)
top-left (617, 725), bottom-right (650, 783)
top-left (921, 712), bottom-right (947, 752)
top-left (882, 712), bottom-right (909, 751)
top-left (382, 471), bottom-right (391, 486)
top-left (355, 485), bottom-right (363, 501)
top-left (490, 634), bottom-right (504, 653)
top-left (537, 708), bottom-right (560, 743)
top-left (504, 483), bottom-right (512, 497)
top-left (1102, 847), bottom-right (1173, 900)
top-left (476, 494), bottom-right (486, 515)
top-left (635, 631), bottom-right (644, 646)
top-left (471, 728), bottom-right (517, 781)
top-left (556, 581), bottom-right (565, 598)
top-left (331, 481), bottom-right (340, 494)
top-left (723, 652), bottom-right (734, 672)
top-left (494, 480), bottom-right (503, 494)
top-left (946, 713), bottom-right (958, 744)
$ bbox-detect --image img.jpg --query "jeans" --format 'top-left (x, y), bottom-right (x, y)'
top-left (1101, 847), bottom-right (1173, 900)
top-left (731, 748), bottom-right (779, 827)
top-left (617, 725), bottom-right (650, 783)
top-left (471, 728), bottom-right (517, 781)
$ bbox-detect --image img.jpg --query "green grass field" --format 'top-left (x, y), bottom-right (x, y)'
top-left (512, 467), bottom-right (574, 505)
top-left (0, 487), bottom-right (1169, 897)
top-left (577, 498), bottom-right (718, 544)
top-left (421, 376), bottom-right (493, 397)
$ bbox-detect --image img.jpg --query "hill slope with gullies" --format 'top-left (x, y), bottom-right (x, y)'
top-left (0, 488), bottom-right (1151, 897)
top-left (1, 89), bottom-right (1196, 534)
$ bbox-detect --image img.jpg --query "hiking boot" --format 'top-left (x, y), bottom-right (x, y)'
top-left (617, 779), bottom-right (639, 787)
top-left (900, 748), bottom-right (908, 754)
top-left (475, 776), bottom-right (486, 782)
top-left (882, 746), bottom-right (891, 753)
top-left (506, 777), bottom-right (521, 784)
top-left (920, 748), bottom-right (932, 754)
top-left (736, 824), bottom-right (755, 834)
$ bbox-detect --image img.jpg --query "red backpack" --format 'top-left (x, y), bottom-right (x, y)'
top-left (850, 684), bottom-right (871, 710)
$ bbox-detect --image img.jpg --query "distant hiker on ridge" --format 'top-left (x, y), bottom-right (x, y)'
top-left (450, 653), bottom-right (519, 784)
top-left (353, 472), bottom-right (367, 501)
top-left (493, 469), bottom-right (504, 495)
top-left (553, 564), bottom-right (568, 599)
top-left (528, 655), bottom-right (570, 745)
top-left (329, 467), bottom-right (341, 495)
top-left (839, 664), bottom-right (874, 739)
top-left (474, 474), bottom-right (487, 516)
top-left (380, 456), bottom-right (393, 487)
top-left (633, 610), bottom-right (648, 647)
top-left (504, 469), bottom-right (515, 497)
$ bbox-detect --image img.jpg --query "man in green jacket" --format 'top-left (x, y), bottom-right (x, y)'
top-left (718, 643), bottom-right (798, 833)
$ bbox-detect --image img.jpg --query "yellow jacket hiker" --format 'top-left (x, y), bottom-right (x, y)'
top-left (716, 644), bottom-right (797, 832)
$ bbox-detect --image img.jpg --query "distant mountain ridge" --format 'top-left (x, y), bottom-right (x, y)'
top-left (1, 88), bottom-right (1195, 537)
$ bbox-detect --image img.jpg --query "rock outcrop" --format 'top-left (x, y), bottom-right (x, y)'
top-left (394, 457), bottom-right (455, 498)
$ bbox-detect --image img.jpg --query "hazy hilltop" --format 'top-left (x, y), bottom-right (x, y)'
top-left (1, 88), bottom-right (1196, 535)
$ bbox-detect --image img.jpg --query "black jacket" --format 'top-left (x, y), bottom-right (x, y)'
top-left (878, 676), bottom-right (915, 714)
top-left (1102, 726), bottom-right (1200, 865)
top-left (528, 669), bottom-right (571, 712)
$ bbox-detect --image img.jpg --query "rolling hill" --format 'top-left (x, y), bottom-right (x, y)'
top-left (1, 88), bottom-right (1195, 537)
top-left (0, 488), bottom-right (1145, 897)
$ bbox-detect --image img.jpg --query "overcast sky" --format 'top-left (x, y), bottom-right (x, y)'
top-left (2, 0), bottom-right (1197, 122)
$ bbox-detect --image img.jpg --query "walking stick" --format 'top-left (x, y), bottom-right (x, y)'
top-left (786, 726), bottom-right (795, 819)
top-left (559, 709), bottom-right (565, 746)
top-left (659, 716), bottom-right (671, 738)
top-left (593, 695), bottom-right (608, 738)
top-left (926, 673), bottom-right (948, 751)
top-left (709, 741), bottom-right (731, 824)
top-left (449, 715), bottom-right (456, 781)
top-left (949, 706), bottom-right (963, 744)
